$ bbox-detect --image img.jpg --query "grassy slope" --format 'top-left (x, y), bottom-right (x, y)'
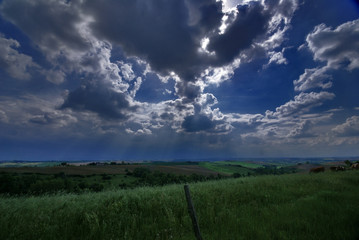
top-left (1, 171), bottom-right (359, 240)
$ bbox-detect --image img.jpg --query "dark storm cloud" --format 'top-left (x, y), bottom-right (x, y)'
top-left (182, 114), bottom-right (215, 132)
top-left (160, 112), bottom-right (175, 121)
top-left (207, 2), bottom-right (269, 65)
top-left (61, 83), bottom-right (135, 120)
top-left (82, 0), bottom-right (222, 80)
top-left (82, 0), bottom-right (284, 82)
top-left (175, 81), bottom-right (202, 101)
top-left (195, 1), bottom-right (224, 32)
top-left (0, 0), bottom-right (296, 102)
top-left (0, 0), bottom-right (88, 53)
top-left (0, 0), bottom-right (301, 132)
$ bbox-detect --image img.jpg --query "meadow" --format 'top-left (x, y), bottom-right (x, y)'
top-left (1, 170), bottom-right (358, 239)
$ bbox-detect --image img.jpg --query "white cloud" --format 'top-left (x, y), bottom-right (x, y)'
top-left (266, 50), bottom-right (288, 67)
top-left (287, 120), bottom-right (316, 138)
top-left (0, 110), bottom-right (8, 123)
top-left (307, 19), bottom-right (359, 70)
top-left (196, 93), bottom-right (218, 109)
top-left (130, 77), bottom-right (143, 98)
top-left (332, 116), bottom-right (359, 137)
top-left (44, 69), bottom-right (66, 85)
top-left (0, 94), bottom-right (77, 130)
top-left (200, 58), bottom-right (241, 86)
top-left (266, 91), bottom-right (335, 118)
top-left (119, 63), bottom-right (136, 81)
top-left (294, 66), bottom-right (332, 91)
top-left (295, 19), bottom-right (359, 92)
top-left (135, 128), bottom-right (152, 135)
top-left (125, 128), bottom-right (134, 134)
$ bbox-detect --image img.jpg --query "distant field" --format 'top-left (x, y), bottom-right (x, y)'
top-left (215, 160), bottom-right (264, 168)
top-left (199, 162), bottom-right (254, 175)
top-left (0, 164), bottom-right (220, 176)
top-left (0, 161), bottom-right (60, 168)
top-left (2, 159), bottom-right (349, 180)
top-left (1, 171), bottom-right (358, 239)
top-left (0, 161), bottom-right (302, 196)
top-left (0, 160), bottom-right (300, 178)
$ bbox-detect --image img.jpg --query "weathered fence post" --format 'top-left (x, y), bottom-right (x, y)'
top-left (184, 185), bottom-right (203, 240)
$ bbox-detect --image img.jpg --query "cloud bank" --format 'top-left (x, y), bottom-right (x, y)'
top-left (0, 0), bottom-right (358, 159)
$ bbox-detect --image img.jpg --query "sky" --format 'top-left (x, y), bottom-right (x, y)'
top-left (0, 0), bottom-right (359, 161)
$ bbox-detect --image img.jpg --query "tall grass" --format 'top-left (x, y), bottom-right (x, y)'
top-left (1, 171), bottom-right (359, 240)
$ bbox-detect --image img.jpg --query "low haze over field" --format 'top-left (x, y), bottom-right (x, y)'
top-left (0, 0), bottom-right (358, 160)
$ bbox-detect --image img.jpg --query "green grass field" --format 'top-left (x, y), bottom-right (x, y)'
top-left (199, 161), bottom-right (254, 175)
top-left (1, 170), bottom-right (358, 239)
top-left (215, 160), bottom-right (264, 168)
top-left (0, 161), bottom-right (61, 168)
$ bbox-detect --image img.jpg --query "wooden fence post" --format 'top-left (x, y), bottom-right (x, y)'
top-left (184, 185), bottom-right (203, 240)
